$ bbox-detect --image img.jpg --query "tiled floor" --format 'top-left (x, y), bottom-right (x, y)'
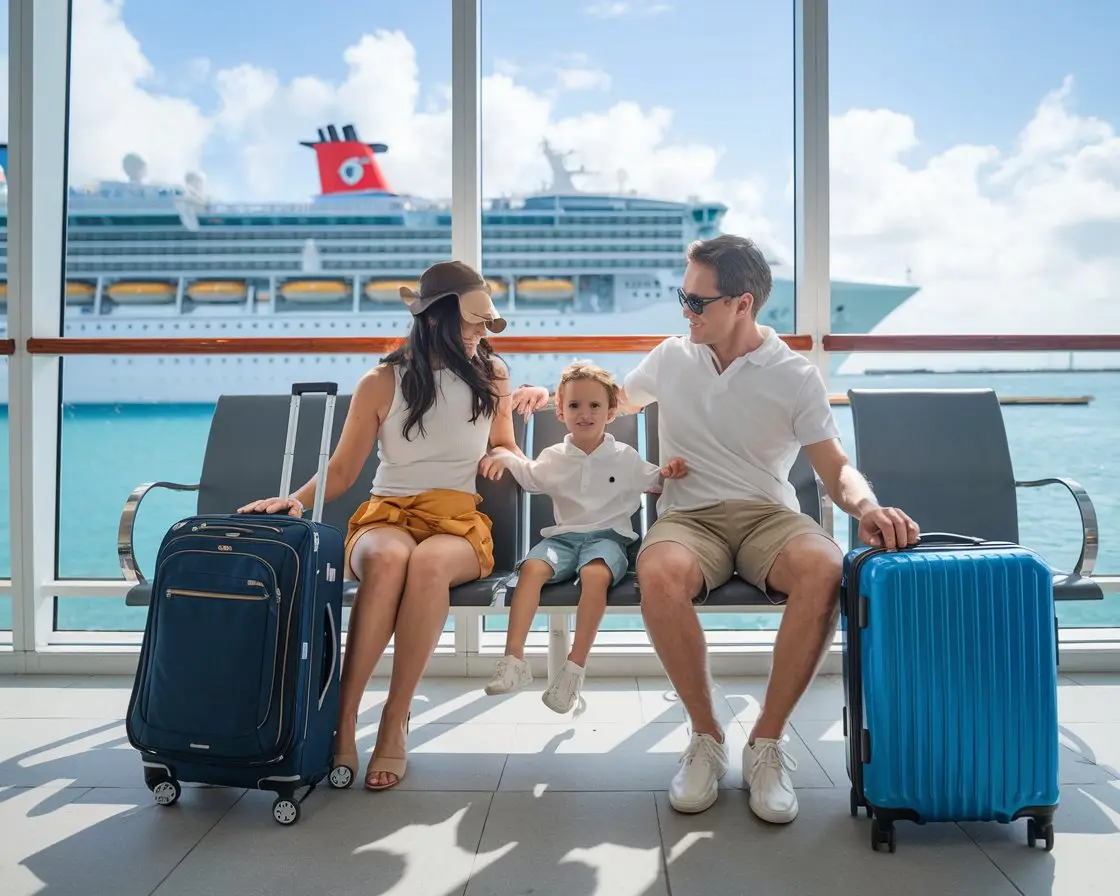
top-left (1, 671), bottom-right (1118, 895)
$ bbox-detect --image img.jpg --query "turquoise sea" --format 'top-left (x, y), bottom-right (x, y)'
top-left (0, 368), bottom-right (1116, 633)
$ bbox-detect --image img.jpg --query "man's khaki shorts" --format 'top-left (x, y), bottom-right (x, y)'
top-left (638, 499), bottom-right (836, 604)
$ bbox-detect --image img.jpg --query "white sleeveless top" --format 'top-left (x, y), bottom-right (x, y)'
top-left (370, 365), bottom-right (493, 497)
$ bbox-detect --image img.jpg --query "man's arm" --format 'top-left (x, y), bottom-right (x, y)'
top-left (804, 438), bottom-right (919, 550)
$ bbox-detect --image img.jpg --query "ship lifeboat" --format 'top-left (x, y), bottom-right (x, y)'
top-left (187, 280), bottom-right (247, 303)
top-left (105, 280), bottom-right (176, 304)
top-left (516, 277), bottom-right (574, 302)
top-left (487, 277), bottom-right (509, 301)
top-left (364, 279), bottom-right (419, 304)
top-left (0, 282), bottom-right (6, 305)
top-left (66, 281), bottom-right (96, 306)
top-left (279, 279), bottom-right (350, 303)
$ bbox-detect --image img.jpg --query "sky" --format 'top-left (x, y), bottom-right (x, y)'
top-left (1, 0), bottom-right (1119, 369)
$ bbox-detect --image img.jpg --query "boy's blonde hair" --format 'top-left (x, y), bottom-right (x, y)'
top-left (557, 360), bottom-right (620, 410)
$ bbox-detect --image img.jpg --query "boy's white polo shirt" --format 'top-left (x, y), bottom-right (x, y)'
top-left (498, 433), bottom-right (661, 540)
top-left (624, 327), bottom-right (839, 515)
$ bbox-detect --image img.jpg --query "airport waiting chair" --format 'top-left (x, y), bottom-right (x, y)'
top-left (845, 388), bottom-right (1102, 603)
top-left (121, 393), bottom-right (526, 608)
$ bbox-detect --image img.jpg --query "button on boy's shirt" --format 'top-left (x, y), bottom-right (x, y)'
top-left (498, 433), bottom-right (662, 540)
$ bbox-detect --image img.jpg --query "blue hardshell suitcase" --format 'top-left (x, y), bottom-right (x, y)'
top-left (126, 382), bottom-right (345, 826)
top-left (840, 532), bottom-right (1059, 853)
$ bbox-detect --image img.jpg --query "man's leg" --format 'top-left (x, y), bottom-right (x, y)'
top-left (637, 511), bottom-right (734, 814)
top-left (736, 513), bottom-right (843, 823)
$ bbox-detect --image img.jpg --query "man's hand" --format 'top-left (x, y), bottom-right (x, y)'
top-left (479, 450), bottom-right (509, 481)
top-left (659, 456), bottom-right (688, 479)
top-left (511, 385), bottom-right (550, 419)
top-left (858, 506), bottom-right (920, 551)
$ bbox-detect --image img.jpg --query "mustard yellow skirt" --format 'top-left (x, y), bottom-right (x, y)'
top-left (344, 489), bottom-right (495, 579)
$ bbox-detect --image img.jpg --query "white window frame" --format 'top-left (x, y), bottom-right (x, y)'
top-left (3, 0), bottom-right (1119, 675)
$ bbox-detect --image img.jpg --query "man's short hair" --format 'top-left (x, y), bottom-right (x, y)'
top-left (686, 234), bottom-right (773, 317)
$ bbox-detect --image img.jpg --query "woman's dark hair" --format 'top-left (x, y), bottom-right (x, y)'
top-left (382, 294), bottom-right (502, 440)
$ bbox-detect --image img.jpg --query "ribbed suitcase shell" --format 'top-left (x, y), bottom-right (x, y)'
top-left (841, 537), bottom-right (1059, 852)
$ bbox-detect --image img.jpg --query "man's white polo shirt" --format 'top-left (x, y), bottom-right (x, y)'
top-left (624, 327), bottom-right (839, 515)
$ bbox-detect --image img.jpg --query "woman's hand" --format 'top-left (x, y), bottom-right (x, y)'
top-left (237, 496), bottom-right (305, 517)
top-left (510, 385), bottom-right (550, 419)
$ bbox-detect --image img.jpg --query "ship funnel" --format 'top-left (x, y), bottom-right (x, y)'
top-left (342, 124), bottom-right (358, 141)
top-left (327, 125), bottom-right (340, 141)
top-left (317, 128), bottom-right (326, 142)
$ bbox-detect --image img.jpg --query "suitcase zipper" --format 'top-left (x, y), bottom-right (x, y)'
top-left (166, 587), bottom-right (268, 601)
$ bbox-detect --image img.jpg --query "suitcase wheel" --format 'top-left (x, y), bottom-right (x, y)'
top-left (1027, 817), bottom-right (1055, 851)
top-left (272, 796), bottom-right (301, 826)
top-left (870, 816), bottom-right (896, 853)
top-left (849, 786), bottom-right (872, 819)
top-left (328, 763), bottom-right (355, 789)
top-left (152, 778), bottom-right (181, 807)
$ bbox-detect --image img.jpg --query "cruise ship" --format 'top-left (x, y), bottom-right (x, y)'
top-left (0, 125), bottom-right (918, 404)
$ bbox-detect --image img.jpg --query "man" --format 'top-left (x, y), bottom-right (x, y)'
top-left (511, 234), bottom-right (919, 823)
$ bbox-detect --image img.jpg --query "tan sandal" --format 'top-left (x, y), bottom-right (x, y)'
top-left (364, 712), bottom-right (410, 791)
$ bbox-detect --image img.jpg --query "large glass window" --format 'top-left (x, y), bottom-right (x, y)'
top-left (55, 1), bottom-right (453, 634)
top-left (479, 0), bottom-right (797, 394)
top-left (829, 1), bottom-right (1120, 621)
top-left (1, 0), bottom-right (11, 633)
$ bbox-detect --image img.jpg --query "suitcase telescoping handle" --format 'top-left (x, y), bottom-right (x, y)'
top-left (279, 382), bottom-right (339, 524)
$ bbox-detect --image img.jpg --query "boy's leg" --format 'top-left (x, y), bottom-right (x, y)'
top-left (568, 559), bottom-right (612, 667)
top-left (541, 534), bottom-right (629, 714)
top-left (503, 559), bottom-right (555, 659)
top-left (485, 537), bottom-right (575, 696)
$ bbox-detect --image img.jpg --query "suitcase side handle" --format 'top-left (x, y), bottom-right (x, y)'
top-left (909, 532), bottom-right (987, 547)
top-left (319, 602), bottom-right (339, 710)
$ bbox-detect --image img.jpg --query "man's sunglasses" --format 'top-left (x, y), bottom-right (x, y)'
top-left (677, 288), bottom-right (731, 315)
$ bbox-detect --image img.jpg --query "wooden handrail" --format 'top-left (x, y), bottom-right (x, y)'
top-left (823, 334), bottom-right (1120, 352)
top-left (26, 334), bottom-right (815, 355)
top-left (21, 334), bottom-right (1120, 356)
top-left (0, 340), bottom-right (13, 356)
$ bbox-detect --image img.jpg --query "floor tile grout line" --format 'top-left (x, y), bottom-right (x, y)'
top-left (651, 790), bottom-right (675, 896)
top-left (146, 787), bottom-right (250, 896)
top-left (954, 821), bottom-right (1028, 896)
top-left (462, 790), bottom-right (499, 895)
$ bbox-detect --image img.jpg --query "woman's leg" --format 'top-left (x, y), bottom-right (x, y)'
top-left (367, 533), bottom-right (481, 787)
top-left (334, 527), bottom-right (417, 759)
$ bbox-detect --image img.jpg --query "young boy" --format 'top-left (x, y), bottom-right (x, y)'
top-left (479, 360), bottom-right (687, 713)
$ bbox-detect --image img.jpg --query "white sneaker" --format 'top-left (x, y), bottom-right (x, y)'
top-left (484, 655), bottom-right (533, 695)
top-left (542, 660), bottom-right (585, 714)
top-left (669, 731), bottom-right (728, 814)
top-left (743, 737), bottom-right (799, 823)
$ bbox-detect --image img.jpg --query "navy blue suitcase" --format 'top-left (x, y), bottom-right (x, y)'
top-left (126, 382), bottom-right (345, 826)
top-left (840, 532), bottom-right (1059, 853)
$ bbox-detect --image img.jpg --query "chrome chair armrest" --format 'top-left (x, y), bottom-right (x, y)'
top-left (814, 476), bottom-right (834, 537)
top-left (1015, 477), bottom-right (1099, 578)
top-left (118, 481), bottom-right (200, 584)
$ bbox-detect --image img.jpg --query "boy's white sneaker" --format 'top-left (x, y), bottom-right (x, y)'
top-left (542, 660), bottom-right (585, 713)
top-left (484, 655), bottom-right (533, 695)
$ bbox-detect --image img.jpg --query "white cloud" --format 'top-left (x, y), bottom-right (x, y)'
top-left (584, 2), bottom-right (673, 18)
top-left (6, 0), bottom-right (1119, 373)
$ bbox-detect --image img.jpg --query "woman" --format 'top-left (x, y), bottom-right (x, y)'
top-left (238, 260), bottom-right (522, 790)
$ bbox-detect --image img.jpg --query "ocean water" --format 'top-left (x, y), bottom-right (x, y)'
top-left (0, 369), bottom-right (1116, 633)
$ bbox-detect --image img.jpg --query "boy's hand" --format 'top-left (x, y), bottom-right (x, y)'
top-left (479, 450), bottom-right (508, 481)
top-left (660, 457), bottom-right (688, 479)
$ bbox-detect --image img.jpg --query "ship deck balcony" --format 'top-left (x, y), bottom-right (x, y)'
top-left (2, 671), bottom-right (1119, 895)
